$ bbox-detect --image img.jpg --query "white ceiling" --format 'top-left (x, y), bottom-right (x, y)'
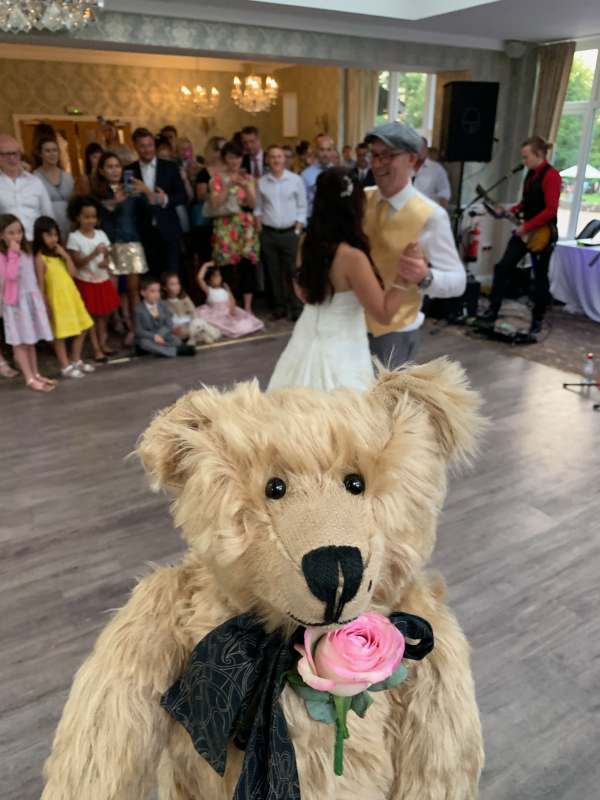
top-left (108, 0), bottom-right (600, 48)
top-left (249, 0), bottom-right (498, 22)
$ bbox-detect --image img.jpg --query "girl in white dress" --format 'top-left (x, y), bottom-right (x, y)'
top-left (268, 167), bottom-right (418, 392)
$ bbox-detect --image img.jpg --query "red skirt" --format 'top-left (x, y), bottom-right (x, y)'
top-left (75, 279), bottom-right (120, 317)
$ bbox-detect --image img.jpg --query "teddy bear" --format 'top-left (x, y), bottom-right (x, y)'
top-left (41, 357), bottom-right (485, 800)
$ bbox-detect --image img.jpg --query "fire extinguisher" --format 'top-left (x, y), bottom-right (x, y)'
top-left (465, 220), bottom-right (481, 263)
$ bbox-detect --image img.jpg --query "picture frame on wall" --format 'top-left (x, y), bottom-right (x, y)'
top-left (282, 92), bottom-right (298, 138)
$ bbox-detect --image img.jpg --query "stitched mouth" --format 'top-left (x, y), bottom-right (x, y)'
top-left (288, 612), bottom-right (359, 628)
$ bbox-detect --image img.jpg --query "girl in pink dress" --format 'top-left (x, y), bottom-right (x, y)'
top-left (0, 214), bottom-right (55, 392)
top-left (196, 261), bottom-right (264, 339)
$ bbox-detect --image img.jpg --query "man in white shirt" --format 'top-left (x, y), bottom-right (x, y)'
top-left (255, 145), bottom-right (307, 320)
top-left (363, 122), bottom-right (465, 367)
top-left (412, 137), bottom-right (452, 209)
top-left (0, 133), bottom-right (53, 240)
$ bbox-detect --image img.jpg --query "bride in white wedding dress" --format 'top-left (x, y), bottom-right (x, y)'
top-left (268, 168), bottom-right (418, 392)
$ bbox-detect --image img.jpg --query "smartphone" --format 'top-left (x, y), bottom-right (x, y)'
top-left (123, 169), bottom-right (134, 194)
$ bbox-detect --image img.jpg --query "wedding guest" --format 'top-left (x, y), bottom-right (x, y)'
top-left (342, 145), bottom-right (356, 168)
top-left (412, 137), bottom-right (451, 209)
top-left (159, 125), bottom-right (178, 150)
top-left (192, 135), bottom-right (225, 270)
top-left (33, 137), bottom-right (75, 240)
top-left (0, 134), bottom-right (53, 240)
top-left (206, 140), bottom-right (260, 313)
top-left (302, 133), bottom-right (334, 218)
top-left (76, 142), bottom-right (103, 196)
top-left (99, 119), bottom-right (135, 164)
top-left (92, 151), bottom-right (149, 345)
top-left (127, 127), bottom-right (187, 277)
top-left (295, 140), bottom-right (312, 172)
top-left (241, 126), bottom-right (266, 178)
top-left (162, 271), bottom-right (220, 345)
top-left (67, 195), bottom-right (120, 361)
top-left (0, 213), bottom-right (54, 391)
top-left (196, 261), bottom-right (263, 338)
top-left (134, 275), bottom-right (195, 357)
top-left (33, 216), bottom-right (94, 378)
top-left (282, 145), bottom-right (296, 172)
top-left (255, 144), bottom-right (306, 320)
top-left (351, 142), bottom-right (376, 188)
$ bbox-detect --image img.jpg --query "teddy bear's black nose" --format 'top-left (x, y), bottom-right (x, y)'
top-left (301, 545), bottom-right (364, 623)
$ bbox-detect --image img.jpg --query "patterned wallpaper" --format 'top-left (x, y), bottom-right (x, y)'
top-left (0, 59), bottom-right (289, 154)
top-left (276, 65), bottom-right (341, 144)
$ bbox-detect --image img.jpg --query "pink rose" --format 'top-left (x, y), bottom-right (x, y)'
top-left (295, 612), bottom-right (405, 697)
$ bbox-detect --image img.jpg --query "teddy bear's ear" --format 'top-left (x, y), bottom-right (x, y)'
top-left (371, 357), bottom-right (484, 466)
top-left (137, 387), bottom-right (221, 491)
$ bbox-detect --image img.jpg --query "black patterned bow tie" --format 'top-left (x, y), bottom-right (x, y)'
top-left (161, 611), bottom-right (434, 800)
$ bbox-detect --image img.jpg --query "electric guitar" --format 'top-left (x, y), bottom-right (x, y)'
top-left (476, 184), bottom-right (555, 253)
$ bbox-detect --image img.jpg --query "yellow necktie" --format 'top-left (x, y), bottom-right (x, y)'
top-left (376, 197), bottom-right (390, 227)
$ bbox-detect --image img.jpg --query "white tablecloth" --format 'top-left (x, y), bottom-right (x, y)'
top-left (549, 241), bottom-right (600, 322)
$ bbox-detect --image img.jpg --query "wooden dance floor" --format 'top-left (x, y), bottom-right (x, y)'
top-left (1, 330), bottom-right (599, 799)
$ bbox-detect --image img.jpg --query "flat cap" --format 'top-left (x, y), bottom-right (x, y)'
top-left (364, 121), bottom-right (422, 154)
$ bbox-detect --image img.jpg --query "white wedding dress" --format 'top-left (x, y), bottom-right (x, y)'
top-left (267, 290), bottom-right (374, 391)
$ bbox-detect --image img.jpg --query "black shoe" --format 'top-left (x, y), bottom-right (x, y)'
top-left (176, 344), bottom-right (196, 356)
top-left (529, 319), bottom-right (543, 335)
top-left (476, 308), bottom-right (498, 330)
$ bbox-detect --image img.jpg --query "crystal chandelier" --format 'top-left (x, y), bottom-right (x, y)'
top-left (231, 74), bottom-right (279, 114)
top-left (0, 0), bottom-right (103, 33)
top-left (179, 83), bottom-right (220, 116)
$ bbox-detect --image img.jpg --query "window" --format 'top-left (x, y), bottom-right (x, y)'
top-left (377, 71), bottom-right (436, 144)
top-left (555, 46), bottom-right (600, 238)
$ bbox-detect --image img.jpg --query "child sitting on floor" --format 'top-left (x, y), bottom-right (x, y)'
top-left (134, 276), bottom-right (196, 358)
top-left (196, 261), bottom-right (264, 339)
top-left (162, 272), bottom-right (221, 346)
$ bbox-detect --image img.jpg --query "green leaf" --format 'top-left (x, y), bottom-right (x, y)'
top-left (369, 663), bottom-right (408, 692)
top-left (350, 691), bottom-right (374, 718)
top-left (305, 699), bottom-right (337, 724)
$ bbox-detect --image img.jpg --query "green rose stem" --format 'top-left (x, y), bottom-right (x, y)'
top-left (333, 695), bottom-right (351, 776)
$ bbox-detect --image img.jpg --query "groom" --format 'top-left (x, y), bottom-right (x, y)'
top-left (363, 122), bottom-right (465, 367)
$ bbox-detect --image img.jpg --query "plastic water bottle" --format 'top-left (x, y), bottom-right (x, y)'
top-left (583, 353), bottom-right (595, 395)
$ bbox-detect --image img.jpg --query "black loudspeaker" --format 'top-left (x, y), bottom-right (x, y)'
top-left (440, 81), bottom-right (499, 163)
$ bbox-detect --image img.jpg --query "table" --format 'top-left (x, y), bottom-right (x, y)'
top-left (549, 241), bottom-right (600, 322)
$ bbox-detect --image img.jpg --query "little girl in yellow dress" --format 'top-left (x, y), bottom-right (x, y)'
top-left (33, 216), bottom-right (94, 379)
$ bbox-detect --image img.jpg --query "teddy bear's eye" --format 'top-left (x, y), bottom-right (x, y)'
top-left (265, 477), bottom-right (287, 500)
top-left (343, 474), bottom-right (365, 495)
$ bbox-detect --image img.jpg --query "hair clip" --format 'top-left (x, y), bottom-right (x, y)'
top-left (340, 176), bottom-right (354, 198)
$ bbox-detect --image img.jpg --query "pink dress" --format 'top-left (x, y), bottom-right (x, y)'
top-left (196, 287), bottom-right (264, 339)
top-left (0, 250), bottom-right (53, 346)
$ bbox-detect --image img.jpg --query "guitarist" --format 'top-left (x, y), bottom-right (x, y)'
top-left (479, 135), bottom-right (561, 335)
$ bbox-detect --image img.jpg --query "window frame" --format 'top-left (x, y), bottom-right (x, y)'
top-left (377, 70), bottom-right (437, 144)
top-left (557, 41), bottom-right (600, 238)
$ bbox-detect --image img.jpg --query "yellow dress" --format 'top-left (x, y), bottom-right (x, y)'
top-left (43, 255), bottom-right (93, 339)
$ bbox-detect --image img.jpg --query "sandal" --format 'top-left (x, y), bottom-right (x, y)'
top-left (0, 360), bottom-right (18, 378)
top-left (36, 373), bottom-right (58, 387)
top-left (27, 377), bottom-right (54, 392)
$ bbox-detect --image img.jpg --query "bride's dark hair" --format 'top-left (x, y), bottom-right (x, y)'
top-left (297, 167), bottom-right (373, 304)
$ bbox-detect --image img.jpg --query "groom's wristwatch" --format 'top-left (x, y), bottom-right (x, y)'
top-left (418, 267), bottom-right (434, 291)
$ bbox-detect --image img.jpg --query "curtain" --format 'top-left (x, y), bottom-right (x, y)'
top-left (531, 41), bottom-right (576, 144)
top-left (344, 68), bottom-right (379, 147)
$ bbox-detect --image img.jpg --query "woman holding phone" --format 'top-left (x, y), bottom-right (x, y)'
top-left (92, 151), bottom-right (149, 345)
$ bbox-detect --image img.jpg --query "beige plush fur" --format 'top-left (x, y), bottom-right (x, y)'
top-left (42, 358), bottom-right (485, 800)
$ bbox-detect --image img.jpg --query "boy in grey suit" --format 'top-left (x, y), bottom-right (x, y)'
top-left (134, 278), bottom-right (195, 357)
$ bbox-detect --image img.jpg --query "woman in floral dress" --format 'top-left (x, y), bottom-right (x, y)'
top-left (206, 140), bottom-right (260, 313)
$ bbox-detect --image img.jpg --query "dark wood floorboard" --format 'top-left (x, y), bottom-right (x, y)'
top-left (1, 330), bottom-right (599, 799)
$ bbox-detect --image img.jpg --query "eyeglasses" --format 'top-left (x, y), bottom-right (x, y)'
top-left (0, 151), bottom-right (20, 158)
top-left (369, 149), bottom-right (405, 164)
